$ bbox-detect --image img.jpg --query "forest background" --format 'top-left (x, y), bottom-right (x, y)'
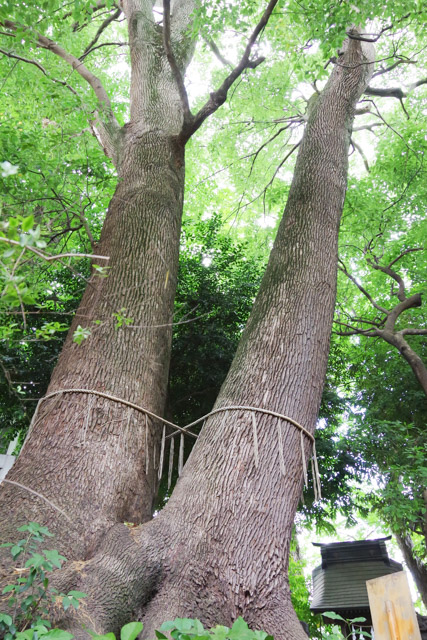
top-left (0, 0), bottom-right (426, 637)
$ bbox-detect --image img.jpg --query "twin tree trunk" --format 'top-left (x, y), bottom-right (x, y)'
top-left (0, 20), bottom-right (374, 640)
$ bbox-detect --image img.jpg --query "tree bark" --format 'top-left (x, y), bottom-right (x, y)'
top-left (45, 33), bottom-right (374, 640)
top-left (0, 0), bottom-right (195, 563)
top-left (395, 533), bottom-right (427, 608)
top-left (0, 131), bottom-right (185, 560)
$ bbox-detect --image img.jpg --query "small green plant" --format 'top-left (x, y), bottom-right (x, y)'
top-left (156, 617), bottom-right (273, 640)
top-left (88, 621), bottom-right (143, 640)
top-left (321, 613), bottom-right (371, 639)
top-left (112, 308), bottom-right (133, 330)
top-left (0, 523), bottom-right (86, 640)
top-left (73, 325), bottom-right (91, 345)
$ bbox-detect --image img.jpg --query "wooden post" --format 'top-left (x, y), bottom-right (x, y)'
top-left (367, 571), bottom-right (421, 640)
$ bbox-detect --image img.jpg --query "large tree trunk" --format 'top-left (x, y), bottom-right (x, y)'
top-left (395, 533), bottom-right (427, 608)
top-left (0, 132), bottom-right (185, 560)
top-left (0, 0), bottom-right (194, 563)
top-left (44, 33), bottom-right (374, 640)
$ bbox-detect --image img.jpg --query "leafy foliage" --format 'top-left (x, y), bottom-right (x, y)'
top-left (0, 523), bottom-right (86, 640)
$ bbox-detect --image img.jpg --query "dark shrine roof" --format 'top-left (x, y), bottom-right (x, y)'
top-left (310, 537), bottom-right (403, 614)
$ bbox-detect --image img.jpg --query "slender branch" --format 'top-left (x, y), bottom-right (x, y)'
top-left (80, 7), bottom-right (122, 60)
top-left (372, 58), bottom-right (417, 78)
top-left (203, 36), bottom-right (232, 67)
top-left (388, 247), bottom-right (423, 269)
top-left (79, 41), bottom-right (128, 60)
top-left (1, 20), bottom-right (120, 161)
top-left (162, 0), bottom-right (193, 127)
top-left (351, 139), bottom-right (370, 172)
top-left (182, 0), bottom-right (280, 141)
top-left (333, 320), bottom-right (378, 337)
top-left (353, 122), bottom-right (384, 133)
top-left (0, 237), bottom-right (109, 263)
top-left (338, 263), bottom-right (389, 315)
top-left (62, 1), bottom-right (115, 22)
top-left (0, 48), bottom-right (79, 96)
top-left (366, 248), bottom-right (423, 302)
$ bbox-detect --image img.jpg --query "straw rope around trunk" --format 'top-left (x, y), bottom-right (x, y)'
top-left (18, 388), bottom-right (321, 500)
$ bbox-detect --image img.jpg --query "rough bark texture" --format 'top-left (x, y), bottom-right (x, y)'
top-left (43, 33), bottom-right (374, 640)
top-left (0, 133), bottom-right (185, 560)
top-left (396, 533), bottom-right (427, 608)
top-left (0, 0), bottom-right (194, 562)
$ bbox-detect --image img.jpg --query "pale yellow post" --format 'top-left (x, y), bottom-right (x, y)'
top-left (366, 571), bottom-right (421, 640)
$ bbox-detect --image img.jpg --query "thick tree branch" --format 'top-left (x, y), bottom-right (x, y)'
top-left (365, 77), bottom-right (427, 100)
top-left (384, 292), bottom-right (422, 332)
top-left (181, 0), bottom-right (280, 141)
top-left (401, 327), bottom-right (427, 336)
top-left (367, 247), bottom-right (423, 301)
top-left (162, 0), bottom-right (192, 127)
top-left (338, 255), bottom-right (427, 394)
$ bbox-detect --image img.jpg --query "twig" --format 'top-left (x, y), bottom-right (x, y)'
top-left (0, 237), bottom-right (109, 263)
top-left (0, 48), bottom-right (79, 96)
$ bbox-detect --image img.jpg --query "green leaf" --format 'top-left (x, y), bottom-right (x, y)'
top-left (120, 622), bottom-right (143, 640)
top-left (11, 544), bottom-right (23, 559)
top-left (87, 632), bottom-right (116, 640)
top-left (2, 585), bottom-right (16, 594)
top-left (0, 613), bottom-right (12, 625)
top-left (155, 632), bottom-right (168, 640)
top-left (323, 611), bottom-right (345, 621)
top-left (25, 553), bottom-right (46, 569)
top-left (43, 549), bottom-right (67, 569)
top-left (67, 591), bottom-right (87, 598)
top-left (43, 630), bottom-right (74, 640)
top-left (22, 214), bottom-right (34, 232)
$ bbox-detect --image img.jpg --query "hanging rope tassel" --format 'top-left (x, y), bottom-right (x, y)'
top-left (277, 418), bottom-right (286, 477)
top-left (145, 414), bottom-right (149, 475)
top-left (251, 412), bottom-right (259, 468)
top-left (301, 430), bottom-right (308, 488)
top-left (158, 424), bottom-right (166, 480)
top-left (167, 436), bottom-right (174, 490)
top-left (311, 457), bottom-right (318, 502)
top-left (82, 395), bottom-right (95, 446)
top-left (312, 441), bottom-right (322, 500)
top-left (178, 433), bottom-right (184, 477)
